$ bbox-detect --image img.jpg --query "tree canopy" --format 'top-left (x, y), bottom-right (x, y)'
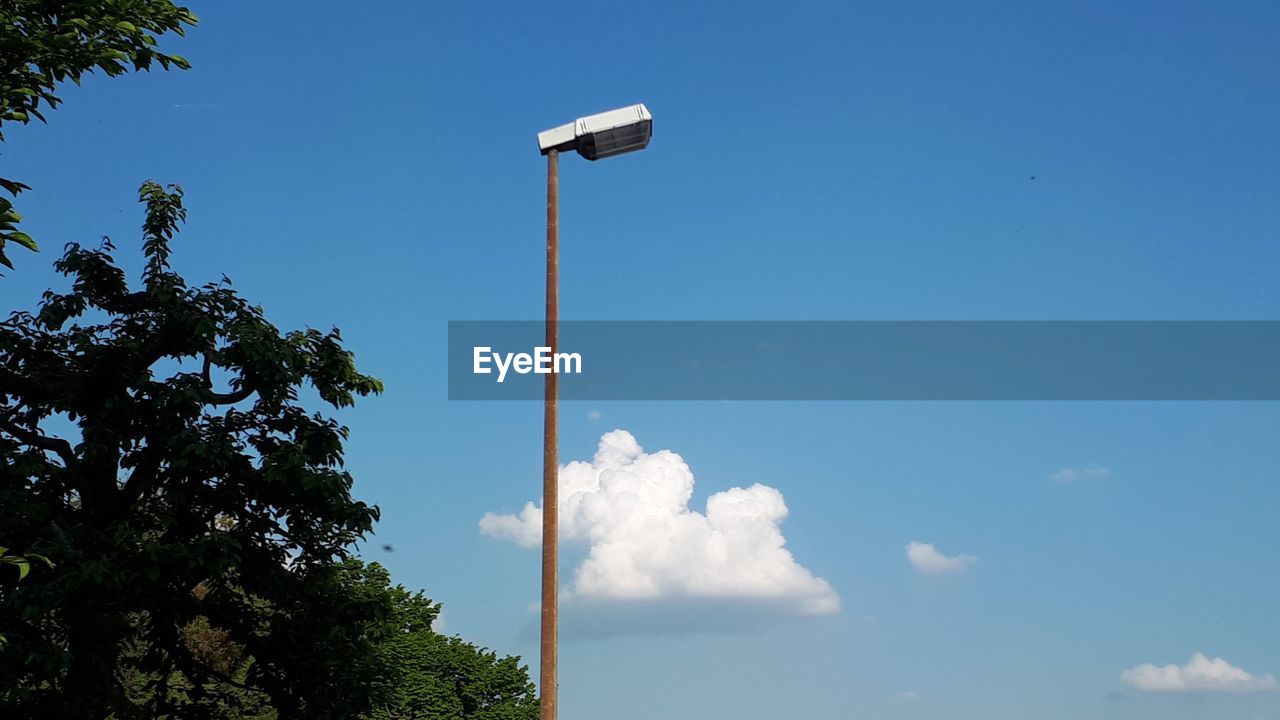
top-left (350, 560), bottom-right (539, 720)
top-left (0, 181), bottom-right (387, 718)
top-left (0, 176), bottom-right (539, 720)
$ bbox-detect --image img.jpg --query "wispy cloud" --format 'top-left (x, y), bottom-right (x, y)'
top-left (906, 541), bottom-right (976, 574)
top-left (1121, 653), bottom-right (1278, 693)
top-left (586, 409), bottom-right (602, 422)
top-left (480, 430), bottom-right (839, 632)
top-left (1052, 463), bottom-right (1111, 483)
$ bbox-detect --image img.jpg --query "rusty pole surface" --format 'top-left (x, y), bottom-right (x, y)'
top-left (540, 148), bottom-right (559, 720)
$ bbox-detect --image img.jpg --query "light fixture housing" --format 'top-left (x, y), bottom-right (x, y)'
top-left (538, 104), bottom-right (652, 161)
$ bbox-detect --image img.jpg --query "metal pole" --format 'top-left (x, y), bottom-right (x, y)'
top-left (540, 148), bottom-right (559, 720)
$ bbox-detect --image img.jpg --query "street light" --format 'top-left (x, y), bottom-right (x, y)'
top-left (534, 104), bottom-right (652, 720)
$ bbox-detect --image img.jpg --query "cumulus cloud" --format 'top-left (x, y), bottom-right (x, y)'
top-left (479, 430), bottom-right (839, 619)
top-left (1052, 463), bottom-right (1111, 483)
top-left (905, 541), bottom-right (975, 574)
top-left (1120, 653), bottom-right (1278, 693)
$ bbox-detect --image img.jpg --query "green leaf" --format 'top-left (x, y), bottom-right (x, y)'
top-left (17, 560), bottom-right (30, 580)
top-left (116, 21), bottom-right (138, 32)
top-left (0, 178), bottom-right (32, 196)
top-left (8, 231), bottom-right (38, 251)
top-left (26, 553), bottom-right (53, 568)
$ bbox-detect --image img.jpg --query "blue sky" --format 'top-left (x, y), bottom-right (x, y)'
top-left (4, 1), bottom-right (1280, 717)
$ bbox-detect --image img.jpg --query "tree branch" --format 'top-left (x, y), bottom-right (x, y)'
top-left (206, 385), bottom-right (255, 405)
top-left (120, 447), bottom-right (163, 506)
top-left (0, 418), bottom-right (78, 469)
top-left (201, 354), bottom-right (254, 405)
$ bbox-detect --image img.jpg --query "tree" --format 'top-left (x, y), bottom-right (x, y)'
top-left (0, 182), bottom-right (387, 719)
top-left (2, 8), bottom-right (538, 718)
top-left (344, 560), bottom-right (539, 720)
top-left (1, 0), bottom-right (197, 270)
top-left (110, 559), bottom-right (540, 720)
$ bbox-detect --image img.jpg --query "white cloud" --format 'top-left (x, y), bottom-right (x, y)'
top-left (1121, 653), bottom-right (1278, 693)
top-left (1052, 463), bottom-right (1111, 483)
top-left (480, 430), bottom-right (839, 617)
top-left (586, 409), bottom-right (602, 422)
top-left (901, 691), bottom-right (920, 701)
top-left (905, 541), bottom-right (975, 574)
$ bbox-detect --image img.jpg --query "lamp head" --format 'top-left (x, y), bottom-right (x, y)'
top-left (538, 104), bottom-right (652, 161)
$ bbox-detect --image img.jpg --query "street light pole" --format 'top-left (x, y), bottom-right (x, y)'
top-left (535, 104), bottom-right (651, 720)
top-left (540, 148), bottom-right (559, 720)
